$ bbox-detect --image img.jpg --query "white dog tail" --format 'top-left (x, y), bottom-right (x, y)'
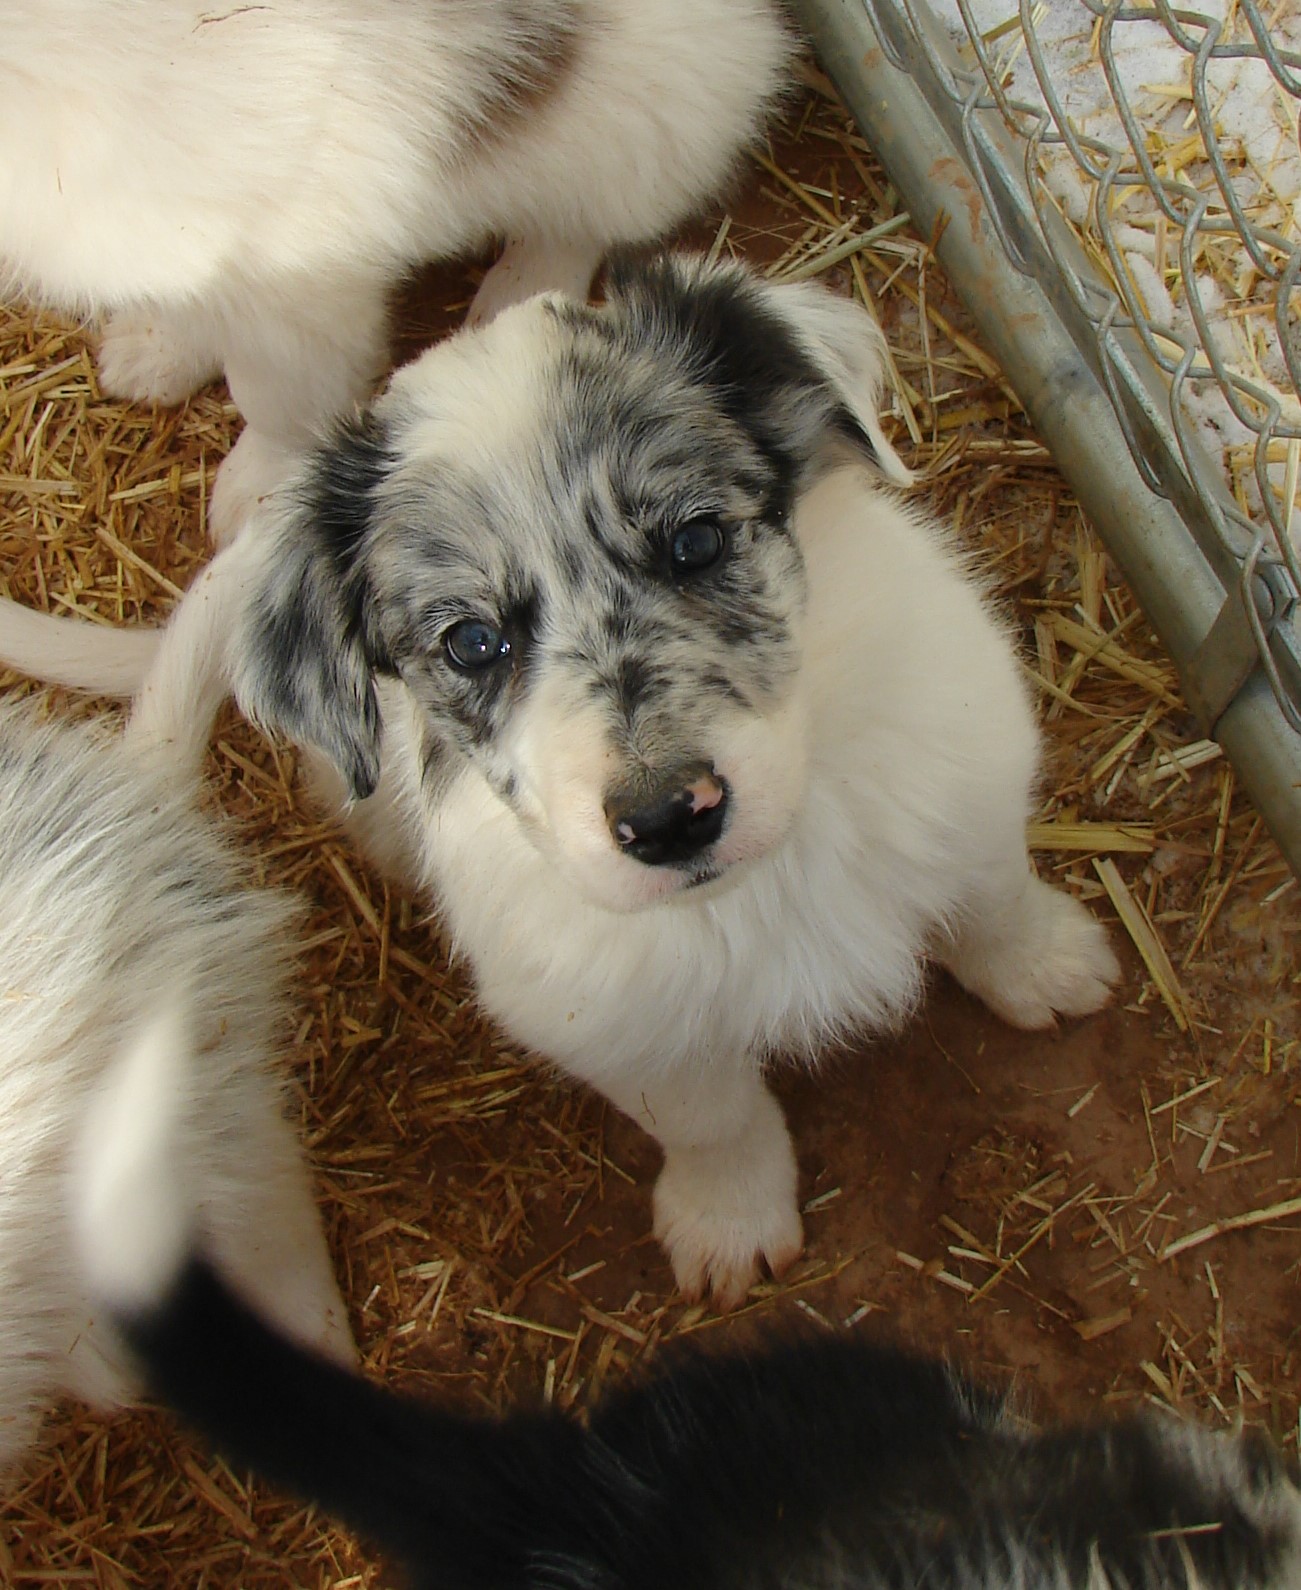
top-left (76, 1005), bottom-right (195, 1320)
top-left (0, 543), bottom-right (249, 780)
top-left (0, 599), bottom-right (160, 697)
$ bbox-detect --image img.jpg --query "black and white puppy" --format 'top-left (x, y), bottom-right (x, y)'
top-left (0, 703), bottom-right (351, 1476)
top-left (0, 256), bottom-right (1121, 1307)
top-left (87, 1187), bottom-right (1301, 1590)
top-left (0, 0), bottom-right (791, 539)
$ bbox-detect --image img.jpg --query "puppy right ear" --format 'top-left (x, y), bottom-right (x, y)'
top-left (232, 416), bottom-right (390, 801)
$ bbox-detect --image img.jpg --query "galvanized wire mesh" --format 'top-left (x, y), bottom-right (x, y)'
top-left (838, 0), bottom-right (1301, 735)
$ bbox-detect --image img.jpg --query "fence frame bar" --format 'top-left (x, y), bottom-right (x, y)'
top-left (793, 0), bottom-right (1301, 876)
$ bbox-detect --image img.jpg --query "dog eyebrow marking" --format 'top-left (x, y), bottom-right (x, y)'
top-left (502, 582), bottom-right (542, 673)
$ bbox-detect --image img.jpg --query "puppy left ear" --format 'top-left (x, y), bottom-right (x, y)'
top-left (230, 416), bottom-right (391, 801)
top-left (756, 277), bottom-right (914, 487)
top-left (606, 255), bottom-right (914, 487)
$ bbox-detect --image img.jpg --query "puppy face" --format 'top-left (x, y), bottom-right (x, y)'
top-left (235, 257), bottom-right (908, 912)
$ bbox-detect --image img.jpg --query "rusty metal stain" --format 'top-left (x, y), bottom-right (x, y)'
top-left (928, 154), bottom-right (985, 239)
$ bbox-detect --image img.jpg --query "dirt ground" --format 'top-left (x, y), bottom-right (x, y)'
top-left (2, 74), bottom-right (1299, 1588)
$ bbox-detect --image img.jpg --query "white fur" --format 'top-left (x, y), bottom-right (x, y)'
top-left (0, 0), bottom-right (792, 539)
top-left (77, 1005), bottom-right (195, 1315)
top-left (0, 272), bottom-right (1120, 1310)
top-left (0, 702), bottom-right (351, 1475)
top-left (0, 601), bottom-right (160, 698)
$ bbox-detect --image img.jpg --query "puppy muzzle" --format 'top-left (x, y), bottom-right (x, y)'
top-left (604, 762), bottom-right (729, 869)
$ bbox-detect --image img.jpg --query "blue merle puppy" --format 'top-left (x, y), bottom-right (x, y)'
top-left (0, 255), bottom-right (1121, 1307)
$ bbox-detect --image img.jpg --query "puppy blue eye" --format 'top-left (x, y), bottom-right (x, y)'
top-left (444, 619), bottom-right (510, 672)
top-left (670, 518), bottom-right (726, 576)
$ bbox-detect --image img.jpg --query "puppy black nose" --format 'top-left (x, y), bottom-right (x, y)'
top-left (606, 763), bottom-right (728, 867)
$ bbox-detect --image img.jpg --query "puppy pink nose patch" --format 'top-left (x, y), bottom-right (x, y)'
top-left (684, 774), bottom-right (725, 813)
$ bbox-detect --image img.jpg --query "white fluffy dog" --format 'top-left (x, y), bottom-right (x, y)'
top-left (0, 700), bottom-right (351, 1474)
top-left (0, 256), bottom-right (1120, 1308)
top-left (0, 0), bottom-right (791, 538)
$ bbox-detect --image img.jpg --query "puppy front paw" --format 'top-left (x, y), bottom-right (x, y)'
top-left (950, 875), bottom-right (1121, 1030)
top-left (1025, 892), bottom-right (1121, 1026)
top-left (652, 1112), bottom-right (803, 1311)
top-left (97, 310), bottom-right (221, 407)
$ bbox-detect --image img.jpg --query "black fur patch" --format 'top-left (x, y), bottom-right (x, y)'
top-left (228, 413), bottom-right (400, 801)
top-left (605, 253), bottom-right (883, 487)
top-left (305, 410), bottom-right (396, 674)
top-left (307, 411), bottom-right (392, 574)
top-left (240, 561), bottom-right (384, 802)
top-left (122, 1250), bottom-right (1301, 1590)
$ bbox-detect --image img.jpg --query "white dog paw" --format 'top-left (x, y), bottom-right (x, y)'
top-left (97, 310), bottom-right (221, 407)
top-left (209, 429), bottom-right (297, 547)
top-left (653, 1136), bottom-right (803, 1311)
top-left (952, 877), bottom-right (1121, 1031)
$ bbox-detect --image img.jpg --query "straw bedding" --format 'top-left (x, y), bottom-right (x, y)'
top-left (1, 72), bottom-right (1298, 1589)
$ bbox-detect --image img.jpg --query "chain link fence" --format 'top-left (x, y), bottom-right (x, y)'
top-left (794, 0), bottom-right (1301, 875)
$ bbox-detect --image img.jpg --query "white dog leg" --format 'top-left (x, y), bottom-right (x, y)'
top-left (207, 1106), bottom-right (356, 1370)
top-left (211, 281), bottom-right (391, 544)
top-left (468, 235), bottom-right (604, 326)
top-left (207, 428), bottom-right (300, 549)
top-left (941, 841), bottom-right (1121, 1030)
top-left (598, 1063), bottom-right (802, 1311)
top-left (124, 540), bottom-right (256, 776)
top-left (96, 305), bottom-right (223, 407)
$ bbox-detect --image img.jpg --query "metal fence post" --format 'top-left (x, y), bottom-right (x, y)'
top-left (793, 0), bottom-right (1301, 875)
